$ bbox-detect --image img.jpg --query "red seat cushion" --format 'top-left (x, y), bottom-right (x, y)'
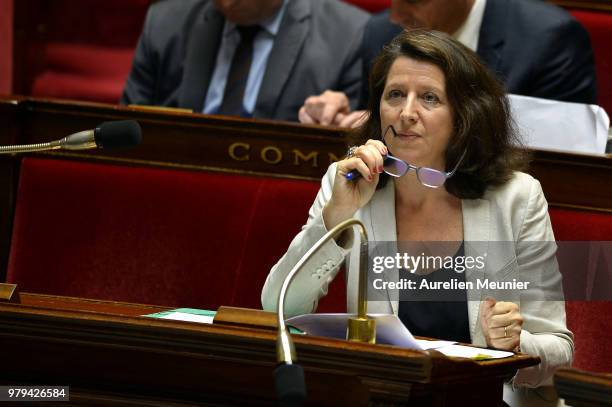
top-left (32, 71), bottom-right (129, 104)
top-left (4, 159), bottom-right (272, 309)
top-left (41, 43), bottom-right (136, 78)
top-left (31, 44), bottom-right (135, 103)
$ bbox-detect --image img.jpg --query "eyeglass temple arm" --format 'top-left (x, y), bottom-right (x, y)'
top-left (446, 149), bottom-right (467, 176)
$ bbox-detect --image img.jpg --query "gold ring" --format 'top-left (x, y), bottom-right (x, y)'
top-left (504, 326), bottom-right (508, 338)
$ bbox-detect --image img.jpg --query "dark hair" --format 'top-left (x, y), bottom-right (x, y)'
top-left (350, 29), bottom-right (528, 199)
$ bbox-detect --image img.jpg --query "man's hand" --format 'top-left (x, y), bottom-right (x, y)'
top-left (334, 110), bottom-right (369, 128)
top-left (479, 297), bottom-right (523, 351)
top-left (299, 90), bottom-right (351, 126)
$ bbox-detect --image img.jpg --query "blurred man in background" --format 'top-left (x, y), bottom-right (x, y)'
top-left (300, 0), bottom-right (597, 127)
top-left (122, 0), bottom-right (369, 121)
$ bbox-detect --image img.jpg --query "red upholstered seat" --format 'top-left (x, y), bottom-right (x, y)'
top-left (569, 9), bottom-right (612, 116)
top-left (29, 41), bottom-right (139, 105)
top-left (31, 43), bottom-right (136, 103)
top-left (549, 207), bottom-right (612, 242)
top-left (549, 207), bottom-right (612, 373)
top-left (6, 157), bottom-right (346, 312)
top-left (17, 0), bottom-right (150, 103)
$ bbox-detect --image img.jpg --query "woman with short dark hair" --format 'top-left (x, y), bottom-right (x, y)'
top-left (262, 30), bottom-right (571, 406)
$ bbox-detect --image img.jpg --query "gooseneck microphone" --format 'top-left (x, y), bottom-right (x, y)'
top-left (0, 120), bottom-right (142, 154)
top-left (274, 218), bottom-right (375, 406)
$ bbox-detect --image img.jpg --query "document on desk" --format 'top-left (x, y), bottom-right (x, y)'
top-left (433, 344), bottom-right (514, 360)
top-left (145, 310), bottom-right (513, 359)
top-left (287, 313), bottom-right (428, 349)
top-left (287, 313), bottom-right (513, 359)
top-left (509, 94), bottom-right (610, 155)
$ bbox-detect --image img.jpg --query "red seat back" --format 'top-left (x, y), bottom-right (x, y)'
top-left (569, 9), bottom-right (612, 115)
top-left (6, 157), bottom-right (346, 312)
top-left (549, 207), bottom-right (612, 373)
top-left (14, 0), bottom-right (150, 102)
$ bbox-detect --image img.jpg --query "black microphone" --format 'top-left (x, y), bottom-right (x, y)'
top-left (274, 364), bottom-right (306, 407)
top-left (0, 120), bottom-right (142, 154)
top-left (93, 120), bottom-right (142, 149)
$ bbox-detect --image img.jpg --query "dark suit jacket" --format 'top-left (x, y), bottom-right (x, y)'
top-left (359, 0), bottom-right (597, 108)
top-left (121, 0), bottom-right (368, 121)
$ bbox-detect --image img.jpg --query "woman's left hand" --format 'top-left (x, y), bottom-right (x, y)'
top-left (479, 297), bottom-right (523, 351)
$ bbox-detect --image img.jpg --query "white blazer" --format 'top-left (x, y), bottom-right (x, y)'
top-left (262, 165), bottom-right (573, 405)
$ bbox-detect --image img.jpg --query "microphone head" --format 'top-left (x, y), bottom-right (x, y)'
top-left (274, 364), bottom-right (307, 406)
top-left (94, 120), bottom-right (142, 149)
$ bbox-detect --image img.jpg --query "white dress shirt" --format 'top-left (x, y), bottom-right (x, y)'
top-left (453, 0), bottom-right (487, 52)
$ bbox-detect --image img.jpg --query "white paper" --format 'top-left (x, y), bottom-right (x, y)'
top-left (415, 339), bottom-right (457, 350)
top-left (287, 313), bottom-right (514, 360)
top-left (509, 94), bottom-right (610, 155)
top-left (158, 311), bottom-right (214, 324)
top-left (287, 313), bottom-right (422, 349)
top-left (433, 344), bottom-right (513, 359)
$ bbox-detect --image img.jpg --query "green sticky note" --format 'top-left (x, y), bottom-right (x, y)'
top-left (144, 308), bottom-right (216, 319)
top-left (288, 325), bottom-right (306, 335)
top-left (144, 309), bottom-right (305, 335)
top-left (472, 353), bottom-right (493, 360)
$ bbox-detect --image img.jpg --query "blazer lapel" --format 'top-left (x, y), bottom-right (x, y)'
top-left (253, 0), bottom-right (310, 119)
top-left (477, 0), bottom-right (506, 76)
top-left (179, 3), bottom-right (224, 111)
top-left (368, 180), bottom-right (398, 315)
top-left (462, 198), bottom-right (490, 346)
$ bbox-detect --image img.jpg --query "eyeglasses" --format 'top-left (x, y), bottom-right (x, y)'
top-left (381, 126), bottom-right (466, 188)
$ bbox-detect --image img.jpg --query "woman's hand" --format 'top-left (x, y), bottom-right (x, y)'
top-left (479, 297), bottom-right (523, 351)
top-left (323, 140), bottom-right (387, 229)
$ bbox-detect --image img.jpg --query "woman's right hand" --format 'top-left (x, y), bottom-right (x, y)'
top-left (323, 140), bottom-right (388, 229)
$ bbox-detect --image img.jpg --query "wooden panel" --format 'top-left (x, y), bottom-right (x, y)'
top-left (531, 150), bottom-right (612, 212)
top-left (555, 368), bottom-right (612, 407)
top-left (0, 97), bottom-right (346, 180)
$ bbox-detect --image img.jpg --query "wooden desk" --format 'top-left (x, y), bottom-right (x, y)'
top-left (0, 293), bottom-right (538, 406)
top-left (555, 368), bottom-right (612, 407)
